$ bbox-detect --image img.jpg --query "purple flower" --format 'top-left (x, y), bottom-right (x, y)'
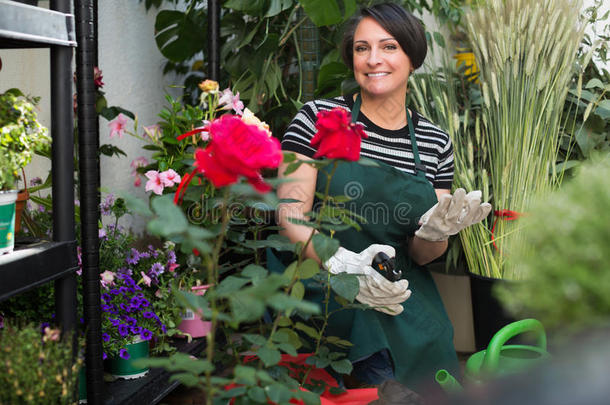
top-left (130, 326), bottom-right (142, 335)
top-left (161, 324), bottom-right (167, 334)
top-left (40, 322), bottom-right (50, 334)
top-left (142, 311), bottom-right (154, 319)
top-left (126, 248), bottom-right (140, 266)
top-left (101, 293), bottom-right (112, 302)
top-left (117, 267), bottom-right (133, 277)
top-left (102, 333), bottom-right (110, 342)
top-left (103, 352), bottom-right (108, 360)
top-left (109, 289), bottom-right (120, 295)
top-left (100, 194), bottom-right (114, 216)
top-left (167, 250), bottom-right (176, 264)
top-left (139, 251), bottom-right (151, 260)
top-left (30, 176), bottom-right (42, 186)
top-left (119, 349), bottom-right (130, 360)
top-left (101, 304), bottom-right (113, 313)
top-left (38, 204), bottom-right (46, 213)
top-left (109, 317), bottom-right (120, 327)
top-left (0, 314), bottom-right (4, 329)
top-left (149, 262), bottom-right (164, 277)
top-left (118, 323), bottom-right (129, 337)
top-left (98, 228), bottom-right (107, 240)
top-left (139, 298), bottom-right (150, 308)
top-left (140, 329), bottom-right (153, 341)
top-left (119, 286), bottom-right (130, 294)
top-left (125, 316), bottom-right (137, 326)
top-left (119, 303), bottom-right (130, 312)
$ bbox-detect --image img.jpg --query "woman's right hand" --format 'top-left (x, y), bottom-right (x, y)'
top-left (324, 245), bottom-right (411, 315)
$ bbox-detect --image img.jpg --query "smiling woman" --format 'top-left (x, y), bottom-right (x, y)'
top-left (274, 2), bottom-right (491, 391)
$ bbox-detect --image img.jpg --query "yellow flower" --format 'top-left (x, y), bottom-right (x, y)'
top-left (241, 108), bottom-right (272, 137)
top-left (198, 79), bottom-right (219, 93)
top-left (454, 49), bottom-right (480, 83)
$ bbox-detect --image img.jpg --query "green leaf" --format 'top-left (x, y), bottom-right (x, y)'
top-left (168, 372), bottom-right (200, 387)
top-left (267, 293), bottom-right (320, 314)
top-left (155, 9), bottom-right (206, 62)
top-left (298, 259), bottom-right (320, 280)
top-left (298, 0), bottom-right (342, 26)
top-left (230, 293), bottom-right (266, 323)
top-left (100, 106), bottom-right (135, 121)
top-left (148, 196), bottom-right (189, 236)
top-left (242, 264), bottom-right (268, 280)
top-left (243, 333), bottom-right (267, 346)
top-left (265, 383), bottom-right (293, 403)
top-left (265, 0), bottom-right (293, 17)
top-left (298, 389), bottom-right (322, 405)
top-left (432, 31), bottom-right (446, 48)
top-left (257, 345), bottom-right (281, 367)
top-left (121, 193), bottom-right (153, 217)
top-left (585, 78), bottom-right (605, 89)
top-left (294, 322), bottom-right (321, 339)
top-left (234, 365), bottom-right (258, 385)
top-left (312, 234), bottom-right (340, 262)
top-left (330, 273), bottom-right (359, 302)
top-left (277, 342), bottom-right (298, 356)
top-left (325, 336), bottom-right (353, 348)
top-left (277, 328), bottom-right (302, 349)
top-left (217, 276), bottom-right (250, 295)
top-left (330, 359), bottom-right (353, 374)
top-left (283, 261), bottom-right (298, 280)
top-left (291, 281), bottom-right (305, 300)
top-left (247, 386), bottom-right (268, 403)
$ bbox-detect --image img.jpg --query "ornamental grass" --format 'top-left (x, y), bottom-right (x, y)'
top-left (462, 0), bottom-right (585, 279)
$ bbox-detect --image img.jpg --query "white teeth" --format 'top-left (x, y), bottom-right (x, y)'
top-left (367, 72), bottom-right (388, 77)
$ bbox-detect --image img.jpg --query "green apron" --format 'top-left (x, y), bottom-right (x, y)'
top-left (272, 95), bottom-right (458, 388)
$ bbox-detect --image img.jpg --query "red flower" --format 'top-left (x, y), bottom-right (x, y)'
top-left (194, 115), bottom-right (282, 192)
top-left (311, 107), bottom-right (367, 161)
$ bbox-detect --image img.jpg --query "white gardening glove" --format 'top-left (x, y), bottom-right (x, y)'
top-left (415, 189), bottom-right (492, 242)
top-left (324, 244), bottom-right (411, 315)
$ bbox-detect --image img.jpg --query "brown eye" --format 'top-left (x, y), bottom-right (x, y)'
top-left (354, 46), bottom-right (368, 53)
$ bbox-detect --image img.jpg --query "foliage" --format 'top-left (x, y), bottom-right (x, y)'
top-left (142, 0), bottom-right (469, 135)
top-left (126, 106), bottom-right (378, 405)
top-left (0, 89), bottom-right (51, 190)
top-left (0, 322), bottom-right (82, 404)
top-left (495, 156), bottom-right (610, 334)
top-left (463, 0), bottom-right (585, 279)
top-left (558, 0), bottom-right (610, 174)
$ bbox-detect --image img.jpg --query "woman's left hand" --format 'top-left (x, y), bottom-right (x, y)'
top-left (414, 188), bottom-right (492, 242)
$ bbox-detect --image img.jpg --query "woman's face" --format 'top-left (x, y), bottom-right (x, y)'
top-left (352, 17), bottom-right (413, 99)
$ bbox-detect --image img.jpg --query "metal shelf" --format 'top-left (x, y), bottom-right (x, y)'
top-left (104, 338), bottom-right (208, 405)
top-left (0, 0), bottom-right (76, 48)
top-left (0, 239), bottom-right (78, 301)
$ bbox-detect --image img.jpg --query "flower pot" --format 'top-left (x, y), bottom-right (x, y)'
top-left (469, 272), bottom-right (517, 351)
top-left (14, 189), bottom-right (28, 234)
top-left (78, 366), bottom-right (87, 404)
top-left (107, 340), bottom-right (150, 380)
top-left (177, 285), bottom-right (212, 338)
top-left (0, 190), bottom-right (18, 255)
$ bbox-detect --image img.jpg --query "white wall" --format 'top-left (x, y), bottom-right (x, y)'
top-left (0, 0), bottom-right (182, 231)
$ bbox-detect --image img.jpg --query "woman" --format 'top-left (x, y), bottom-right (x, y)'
top-left (275, 3), bottom-right (490, 390)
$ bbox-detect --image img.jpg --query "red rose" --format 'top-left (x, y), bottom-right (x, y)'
top-left (194, 115), bottom-right (282, 192)
top-left (311, 107), bottom-right (367, 161)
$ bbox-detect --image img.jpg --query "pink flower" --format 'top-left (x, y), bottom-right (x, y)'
top-left (145, 170), bottom-right (164, 195)
top-left (143, 124), bottom-right (161, 140)
top-left (159, 169), bottom-right (181, 187)
top-left (94, 67), bottom-right (104, 88)
top-left (218, 89), bottom-right (244, 115)
top-left (43, 327), bottom-right (61, 342)
top-left (131, 156), bottom-right (149, 171)
top-left (100, 270), bottom-right (116, 288)
top-left (140, 271), bottom-right (152, 287)
top-left (108, 114), bottom-right (129, 139)
top-left (134, 176), bottom-right (142, 187)
top-left (168, 263), bottom-right (179, 273)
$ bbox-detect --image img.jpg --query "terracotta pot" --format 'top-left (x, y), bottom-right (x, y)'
top-left (14, 189), bottom-right (29, 234)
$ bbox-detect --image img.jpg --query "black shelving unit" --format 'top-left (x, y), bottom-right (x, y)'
top-left (0, 0), bottom-right (78, 327)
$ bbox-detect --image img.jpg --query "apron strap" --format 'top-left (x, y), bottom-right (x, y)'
top-left (352, 94), bottom-right (426, 177)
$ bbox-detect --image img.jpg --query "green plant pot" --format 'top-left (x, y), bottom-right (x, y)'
top-left (78, 366), bottom-right (87, 403)
top-left (0, 190), bottom-right (17, 255)
top-left (107, 340), bottom-right (150, 380)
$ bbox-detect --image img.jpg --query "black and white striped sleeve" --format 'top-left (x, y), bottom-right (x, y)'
top-left (433, 136), bottom-right (454, 189)
top-left (281, 101), bottom-right (319, 158)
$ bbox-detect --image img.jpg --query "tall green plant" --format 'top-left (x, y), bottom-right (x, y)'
top-left (463, 0), bottom-right (585, 279)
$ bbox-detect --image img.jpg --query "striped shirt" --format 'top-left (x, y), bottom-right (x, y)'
top-left (282, 95), bottom-right (454, 189)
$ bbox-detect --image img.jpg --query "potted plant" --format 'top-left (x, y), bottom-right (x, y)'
top-left (0, 89), bottom-right (50, 254)
top-left (0, 321), bottom-right (82, 404)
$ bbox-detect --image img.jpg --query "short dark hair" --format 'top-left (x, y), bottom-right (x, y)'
top-left (341, 3), bottom-right (428, 71)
